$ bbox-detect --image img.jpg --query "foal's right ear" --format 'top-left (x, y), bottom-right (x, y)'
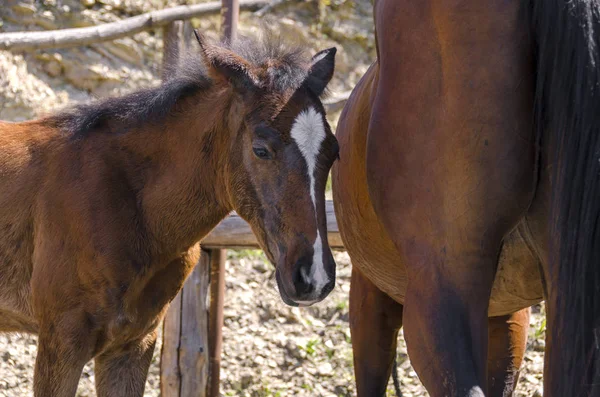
top-left (194, 29), bottom-right (260, 93)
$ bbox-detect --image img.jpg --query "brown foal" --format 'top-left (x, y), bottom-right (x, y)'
top-left (0, 32), bottom-right (339, 396)
top-left (333, 0), bottom-right (600, 396)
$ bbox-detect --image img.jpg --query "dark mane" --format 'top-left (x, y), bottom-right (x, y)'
top-left (48, 32), bottom-right (312, 138)
top-left (48, 76), bottom-right (211, 139)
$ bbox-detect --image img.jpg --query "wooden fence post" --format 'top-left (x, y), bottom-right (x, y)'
top-left (221, 0), bottom-right (240, 42)
top-left (179, 250), bottom-right (211, 395)
top-left (208, 249), bottom-right (226, 396)
top-left (160, 19), bottom-right (211, 397)
top-left (161, 20), bottom-right (183, 80)
top-left (204, 3), bottom-right (240, 395)
top-left (160, 201), bottom-right (342, 396)
top-left (161, 248), bottom-right (212, 397)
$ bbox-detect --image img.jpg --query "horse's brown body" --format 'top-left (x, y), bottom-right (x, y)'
top-left (334, 67), bottom-right (544, 319)
top-left (333, 1), bottom-right (554, 395)
top-left (0, 120), bottom-right (50, 335)
top-left (0, 33), bottom-right (339, 396)
top-left (0, 98), bottom-right (237, 395)
top-left (0, 113), bottom-right (221, 335)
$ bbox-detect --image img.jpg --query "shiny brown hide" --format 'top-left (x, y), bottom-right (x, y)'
top-left (0, 34), bottom-right (339, 397)
top-left (333, 1), bottom-right (548, 396)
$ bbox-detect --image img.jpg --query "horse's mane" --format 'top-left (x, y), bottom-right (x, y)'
top-left (48, 32), bottom-right (310, 139)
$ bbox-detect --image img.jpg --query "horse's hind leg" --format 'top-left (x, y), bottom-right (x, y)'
top-left (350, 267), bottom-right (403, 397)
top-left (487, 308), bottom-right (530, 397)
top-left (94, 331), bottom-right (157, 397)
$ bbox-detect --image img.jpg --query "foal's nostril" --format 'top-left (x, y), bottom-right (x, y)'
top-left (292, 261), bottom-right (315, 297)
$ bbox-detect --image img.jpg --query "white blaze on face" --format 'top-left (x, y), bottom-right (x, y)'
top-left (290, 107), bottom-right (329, 296)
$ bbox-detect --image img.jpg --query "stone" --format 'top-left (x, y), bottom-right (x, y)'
top-left (241, 374), bottom-right (253, 389)
top-left (104, 39), bottom-right (143, 66)
top-left (98, 0), bottom-right (123, 10)
top-left (317, 362), bottom-right (333, 376)
top-left (34, 11), bottom-right (58, 30)
top-left (532, 339), bottom-right (546, 352)
top-left (11, 3), bottom-right (36, 15)
top-left (252, 260), bottom-right (269, 273)
top-left (44, 60), bottom-right (63, 77)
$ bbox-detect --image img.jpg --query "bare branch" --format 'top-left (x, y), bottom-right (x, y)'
top-left (0, 0), bottom-right (269, 51)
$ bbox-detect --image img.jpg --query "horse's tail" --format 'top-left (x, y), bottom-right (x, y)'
top-left (531, 1), bottom-right (600, 395)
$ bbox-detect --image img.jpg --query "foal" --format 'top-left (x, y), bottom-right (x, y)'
top-left (0, 31), bottom-right (339, 396)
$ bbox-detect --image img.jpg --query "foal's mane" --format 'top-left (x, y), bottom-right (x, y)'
top-left (48, 33), bottom-right (311, 139)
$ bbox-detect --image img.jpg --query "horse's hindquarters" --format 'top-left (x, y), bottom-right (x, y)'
top-left (332, 63), bottom-right (409, 304)
top-left (363, 0), bottom-right (537, 394)
top-left (335, 2), bottom-right (545, 394)
top-left (332, 60), bottom-right (543, 318)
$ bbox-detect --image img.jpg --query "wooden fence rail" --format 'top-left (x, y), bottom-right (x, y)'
top-left (0, 0), bottom-right (268, 51)
top-left (202, 200), bottom-right (343, 249)
top-left (160, 199), bottom-right (341, 397)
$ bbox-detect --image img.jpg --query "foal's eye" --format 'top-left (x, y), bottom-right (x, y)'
top-left (253, 147), bottom-right (271, 160)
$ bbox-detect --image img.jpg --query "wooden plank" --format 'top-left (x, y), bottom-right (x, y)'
top-left (201, 200), bottom-right (344, 249)
top-left (160, 290), bottom-right (183, 396)
top-left (0, 0), bottom-right (268, 51)
top-left (179, 249), bottom-right (211, 397)
top-left (221, 0), bottom-right (240, 42)
top-left (208, 249), bottom-right (226, 397)
top-left (204, 5), bottom-right (237, 394)
top-left (162, 21), bottom-right (184, 80)
top-left (161, 20), bottom-right (209, 397)
top-left (160, 20), bottom-right (185, 397)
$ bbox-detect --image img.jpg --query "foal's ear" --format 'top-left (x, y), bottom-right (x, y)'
top-left (193, 29), bottom-right (260, 92)
top-left (306, 47), bottom-right (336, 97)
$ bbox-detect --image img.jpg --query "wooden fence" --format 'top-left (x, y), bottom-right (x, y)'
top-left (0, 3), bottom-right (347, 396)
top-left (162, 201), bottom-right (341, 397)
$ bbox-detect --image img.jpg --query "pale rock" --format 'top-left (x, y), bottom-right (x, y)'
top-left (34, 10), bottom-right (58, 30)
top-left (317, 362), bottom-right (333, 376)
top-left (12, 3), bottom-right (36, 15)
top-left (44, 60), bottom-right (63, 77)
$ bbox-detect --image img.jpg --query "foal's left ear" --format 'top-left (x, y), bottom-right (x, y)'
top-left (306, 47), bottom-right (337, 97)
top-left (194, 29), bottom-right (260, 92)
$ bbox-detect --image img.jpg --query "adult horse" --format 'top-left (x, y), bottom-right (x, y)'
top-left (0, 31), bottom-right (339, 396)
top-left (333, 1), bottom-right (599, 396)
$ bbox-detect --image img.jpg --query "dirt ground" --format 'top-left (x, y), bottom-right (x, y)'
top-left (0, 251), bottom-right (545, 397)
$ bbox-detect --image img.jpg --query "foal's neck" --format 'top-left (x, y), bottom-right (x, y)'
top-left (116, 86), bottom-right (235, 257)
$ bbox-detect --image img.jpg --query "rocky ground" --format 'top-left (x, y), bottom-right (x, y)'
top-left (0, 251), bottom-right (546, 396)
top-left (0, 0), bottom-right (546, 395)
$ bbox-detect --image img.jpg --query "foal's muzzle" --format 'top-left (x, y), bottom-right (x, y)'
top-left (275, 252), bottom-right (336, 307)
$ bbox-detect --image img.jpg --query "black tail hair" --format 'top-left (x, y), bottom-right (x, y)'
top-left (531, 0), bottom-right (600, 395)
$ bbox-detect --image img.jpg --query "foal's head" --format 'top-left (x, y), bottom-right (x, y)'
top-left (194, 32), bottom-right (339, 306)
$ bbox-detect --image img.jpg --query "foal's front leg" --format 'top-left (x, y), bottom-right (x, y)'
top-left (94, 331), bottom-right (157, 397)
top-left (34, 312), bottom-right (96, 397)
